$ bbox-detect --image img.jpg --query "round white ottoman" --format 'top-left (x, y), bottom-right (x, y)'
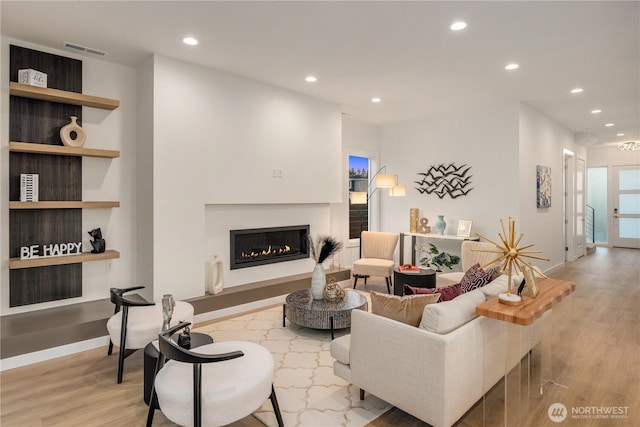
top-left (155, 341), bottom-right (274, 427)
top-left (107, 301), bottom-right (194, 350)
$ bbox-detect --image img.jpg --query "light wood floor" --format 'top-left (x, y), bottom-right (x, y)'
top-left (1, 247), bottom-right (638, 426)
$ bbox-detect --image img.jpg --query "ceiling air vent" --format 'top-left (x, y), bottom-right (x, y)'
top-left (63, 42), bottom-right (107, 57)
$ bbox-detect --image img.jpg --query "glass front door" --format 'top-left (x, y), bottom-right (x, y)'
top-left (611, 166), bottom-right (640, 248)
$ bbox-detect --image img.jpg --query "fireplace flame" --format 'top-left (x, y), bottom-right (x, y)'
top-left (240, 244), bottom-right (292, 260)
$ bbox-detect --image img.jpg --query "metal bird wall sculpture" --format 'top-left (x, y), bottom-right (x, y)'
top-left (415, 163), bottom-right (473, 199)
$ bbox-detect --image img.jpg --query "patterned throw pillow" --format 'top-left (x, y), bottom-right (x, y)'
top-left (460, 263), bottom-right (495, 293)
top-left (403, 283), bottom-right (461, 302)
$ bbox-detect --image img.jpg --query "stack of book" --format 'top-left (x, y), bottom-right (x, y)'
top-left (399, 264), bottom-right (421, 274)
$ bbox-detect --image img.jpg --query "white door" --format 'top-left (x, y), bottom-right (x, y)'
top-left (575, 157), bottom-right (586, 257)
top-left (611, 166), bottom-right (640, 248)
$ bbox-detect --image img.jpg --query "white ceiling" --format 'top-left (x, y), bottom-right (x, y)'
top-left (2, 1), bottom-right (639, 147)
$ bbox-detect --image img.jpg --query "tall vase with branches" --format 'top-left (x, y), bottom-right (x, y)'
top-left (309, 235), bottom-right (343, 299)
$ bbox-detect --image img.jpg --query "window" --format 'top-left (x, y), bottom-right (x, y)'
top-left (349, 155), bottom-right (369, 239)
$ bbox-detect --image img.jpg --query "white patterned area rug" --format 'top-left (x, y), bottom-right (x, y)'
top-left (194, 303), bottom-right (391, 427)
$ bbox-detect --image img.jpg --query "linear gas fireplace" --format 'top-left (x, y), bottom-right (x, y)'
top-left (230, 225), bottom-right (310, 270)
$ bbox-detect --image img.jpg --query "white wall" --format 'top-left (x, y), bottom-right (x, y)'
top-left (135, 55), bottom-right (155, 302)
top-left (378, 102), bottom-right (521, 262)
top-left (1, 38), bottom-right (138, 315)
top-left (369, 102), bottom-right (582, 273)
top-left (148, 55), bottom-right (342, 300)
top-left (518, 103), bottom-right (584, 270)
top-left (587, 144), bottom-right (640, 168)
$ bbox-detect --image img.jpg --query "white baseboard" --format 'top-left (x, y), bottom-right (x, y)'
top-left (0, 336), bottom-right (110, 371)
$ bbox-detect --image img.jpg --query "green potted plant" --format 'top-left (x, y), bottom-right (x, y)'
top-left (416, 243), bottom-right (460, 272)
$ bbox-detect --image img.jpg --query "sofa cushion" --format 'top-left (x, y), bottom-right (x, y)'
top-left (403, 283), bottom-right (461, 302)
top-left (480, 274), bottom-right (523, 299)
top-left (370, 291), bottom-right (440, 327)
top-left (460, 263), bottom-right (496, 293)
top-left (419, 289), bottom-right (486, 334)
top-left (330, 334), bottom-right (351, 365)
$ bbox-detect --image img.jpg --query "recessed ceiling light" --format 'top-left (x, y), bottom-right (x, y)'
top-left (617, 133), bottom-right (625, 136)
top-left (570, 88), bottom-right (583, 94)
top-left (605, 123), bottom-right (615, 127)
top-left (505, 63), bottom-right (519, 70)
top-left (450, 21), bottom-right (467, 31)
top-left (305, 76), bottom-right (317, 83)
top-left (182, 37), bottom-right (198, 46)
top-left (591, 109), bottom-right (602, 114)
top-left (371, 97), bottom-right (381, 103)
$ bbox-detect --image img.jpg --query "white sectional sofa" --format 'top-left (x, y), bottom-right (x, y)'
top-left (330, 275), bottom-right (542, 427)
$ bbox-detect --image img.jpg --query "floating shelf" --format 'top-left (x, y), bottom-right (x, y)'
top-left (9, 142), bottom-right (119, 158)
top-left (9, 250), bottom-right (120, 270)
top-left (9, 201), bottom-right (120, 209)
top-left (9, 82), bottom-right (119, 110)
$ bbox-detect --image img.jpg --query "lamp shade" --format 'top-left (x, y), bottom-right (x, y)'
top-left (375, 173), bottom-right (396, 188)
top-left (389, 184), bottom-right (406, 197)
top-left (350, 192), bottom-right (368, 204)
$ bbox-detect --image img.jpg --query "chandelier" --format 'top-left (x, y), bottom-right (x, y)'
top-left (617, 141), bottom-right (639, 151)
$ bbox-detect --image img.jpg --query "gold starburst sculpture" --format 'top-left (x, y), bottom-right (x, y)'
top-left (474, 217), bottom-right (549, 305)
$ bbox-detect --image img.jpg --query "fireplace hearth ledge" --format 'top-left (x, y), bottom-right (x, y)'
top-left (186, 267), bottom-right (351, 315)
top-left (0, 268), bottom-right (351, 361)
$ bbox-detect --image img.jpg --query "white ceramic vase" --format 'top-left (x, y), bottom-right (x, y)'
top-left (206, 255), bottom-right (224, 295)
top-left (60, 116), bottom-right (87, 147)
top-left (310, 263), bottom-right (326, 299)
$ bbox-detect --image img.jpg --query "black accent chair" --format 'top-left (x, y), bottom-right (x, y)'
top-left (107, 286), bottom-right (155, 384)
top-left (146, 322), bottom-right (284, 427)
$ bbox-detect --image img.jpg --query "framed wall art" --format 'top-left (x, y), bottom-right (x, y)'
top-left (536, 165), bottom-right (551, 208)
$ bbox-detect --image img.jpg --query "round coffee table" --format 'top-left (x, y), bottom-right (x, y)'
top-left (283, 289), bottom-right (367, 339)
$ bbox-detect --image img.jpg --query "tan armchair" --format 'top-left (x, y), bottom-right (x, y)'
top-left (437, 240), bottom-right (502, 287)
top-left (352, 231), bottom-right (399, 293)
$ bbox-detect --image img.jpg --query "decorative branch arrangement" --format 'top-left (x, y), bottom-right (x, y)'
top-left (309, 235), bottom-right (343, 264)
top-left (415, 163), bottom-right (473, 199)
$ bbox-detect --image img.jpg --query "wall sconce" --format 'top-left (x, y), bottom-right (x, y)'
top-left (617, 141), bottom-right (639, 151)
top-left (350, 166), bottom-right (405, 204)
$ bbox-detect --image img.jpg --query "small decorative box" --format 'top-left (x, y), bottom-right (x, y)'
top-left (18, 69), bottom-right (47, 88)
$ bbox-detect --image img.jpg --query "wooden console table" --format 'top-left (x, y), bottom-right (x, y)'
top-left (476, 278), bottom-right (576, 325)
top-left (476, 278), bottom-right (576, 427)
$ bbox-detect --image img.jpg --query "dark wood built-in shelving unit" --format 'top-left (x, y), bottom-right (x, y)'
top-left (8, 45), bottom-right (120, 307)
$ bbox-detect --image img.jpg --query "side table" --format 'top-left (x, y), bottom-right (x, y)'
top-left (393, 267), bottom-right (436, 296)
top-left (143, 332), bottom-right (214, 407)
top-left (476, 278), bottom-right (575, 426)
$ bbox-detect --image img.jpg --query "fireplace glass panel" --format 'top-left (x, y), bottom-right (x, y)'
top-left (230, 225), bottom-right (310, 269)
